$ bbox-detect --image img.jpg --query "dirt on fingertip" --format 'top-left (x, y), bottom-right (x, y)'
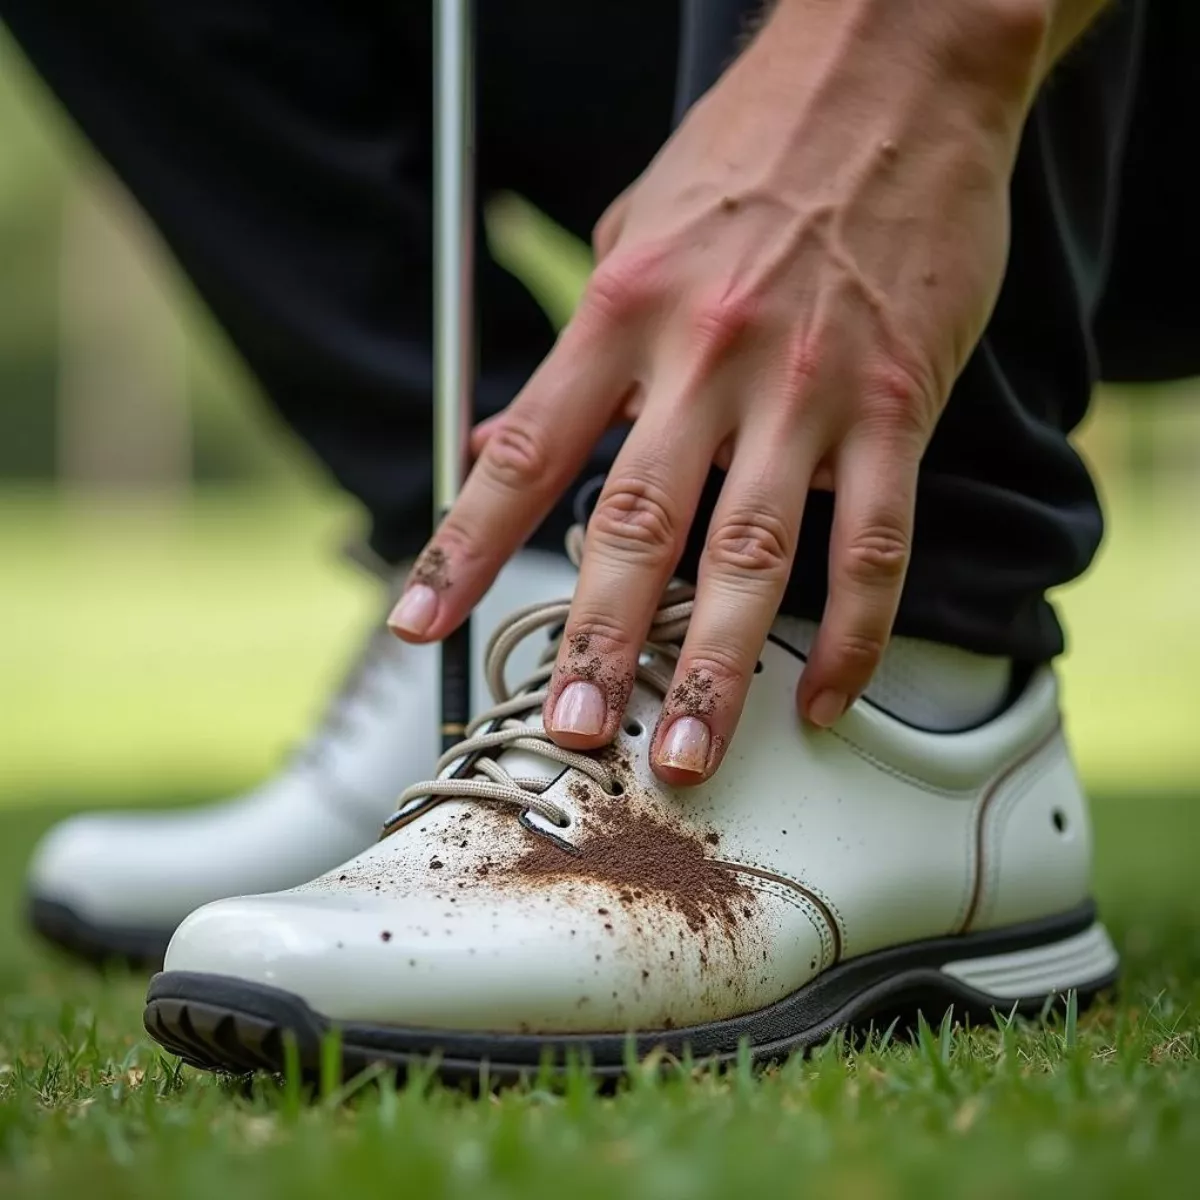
top-left (411, 544), bottom-right (451, 591)
top-left (669, 668), bottom-right (720, 718)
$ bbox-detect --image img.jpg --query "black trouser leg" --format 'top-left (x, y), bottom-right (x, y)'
top-left (8, 2), bottom-right (1191, 665)
top-left (674, 0), bottom-right (1183, 664)
top-left (0, 0), bottom-right (677, 564)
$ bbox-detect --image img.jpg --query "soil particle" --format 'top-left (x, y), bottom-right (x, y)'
top-left (429, 858), bottom-right (444, 870)
top-left (411, 544), bottom-right (451, 591)
top-left (513, 797), bottom-right (754, 939)
top-left (561, 640), bottom-right (635, 713)
top-left (669, 668), bottom-right (720, 718)
top-left (380, 931), bottom-right (392, 943)
top-left (704, 832), bottom-right (720, 846)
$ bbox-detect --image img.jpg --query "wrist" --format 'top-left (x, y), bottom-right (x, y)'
top-left (751, 0), bottom-right (1053, 144)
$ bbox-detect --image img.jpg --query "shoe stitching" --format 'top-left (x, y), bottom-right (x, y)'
top-left (827, 731), bottom-right (977, 799)
top-left (958, 723), bottom-right (1063, 933)
top-left (738, 876), bottom-right (835, 970)
top-left (969, 749), bottom-right (1062, 932)
top-left (717, 859), bottom-right (844, 962)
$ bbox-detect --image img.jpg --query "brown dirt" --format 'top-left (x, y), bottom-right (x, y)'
top-left (669, 668), bottom-right (719, 718)
top-left (512, 793), bottom-right (753, 938)
top-left (411, 544), bottom-right (451, 591)
top-left (559, 637), bottom-right (635, 713)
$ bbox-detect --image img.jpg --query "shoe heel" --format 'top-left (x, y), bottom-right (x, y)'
top-left (939, 921), bottom-right (1119, 1004)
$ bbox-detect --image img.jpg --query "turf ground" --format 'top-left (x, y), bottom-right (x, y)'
top-left (0, 484), bottom-right (1198, 1198)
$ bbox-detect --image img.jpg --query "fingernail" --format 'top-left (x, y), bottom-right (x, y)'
top-left (657, 716), bottom-right (711, 775)
top-left (551, 681), bottom-right (606, 736)
top-left (388, 584), bottom-right (438, 637)
top-left (808, 691), bottom-right (848, 729)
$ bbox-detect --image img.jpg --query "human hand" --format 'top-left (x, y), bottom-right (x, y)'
top-left (391, 0), bottom-right (1056, 783)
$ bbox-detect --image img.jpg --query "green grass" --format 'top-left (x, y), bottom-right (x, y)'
top-left (1, 487), bottom-right (1199, 1197)
top-left (1, 790), bottom-right (1198, 1198)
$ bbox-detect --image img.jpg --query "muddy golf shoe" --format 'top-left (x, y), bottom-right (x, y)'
top-left (27, 550), bottom-right (577, 967)
top-left (145, 581), bottom-right (1118, 1079)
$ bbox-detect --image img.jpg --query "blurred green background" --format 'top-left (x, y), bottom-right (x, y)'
top-left (1, 23), bottom-right (1198, 819)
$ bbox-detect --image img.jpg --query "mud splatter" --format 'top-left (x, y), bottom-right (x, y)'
top-left (411, 544), bottom-right (451, 591)
top-left (380, 930), bottom-right (392, 943)
top-left (513, 798), bottom-right (753, 938)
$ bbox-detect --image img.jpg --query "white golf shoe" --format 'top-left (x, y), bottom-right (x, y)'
top-left (27, 549), bottom-right (578, 966)
top-left (146, 572), bottom-right (1118, 1080)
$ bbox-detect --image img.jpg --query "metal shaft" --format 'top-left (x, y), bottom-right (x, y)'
top-left (434, 0), bottom-right (474, 750)
top-left (433, 0), bottom-right (475, 517)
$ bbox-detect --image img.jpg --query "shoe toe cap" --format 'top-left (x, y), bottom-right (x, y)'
top-left (163, 876), bottom-right (825, 1035)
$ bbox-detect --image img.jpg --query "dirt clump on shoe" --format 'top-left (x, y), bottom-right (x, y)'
top-left (513, 782), bottom-right (753, 940)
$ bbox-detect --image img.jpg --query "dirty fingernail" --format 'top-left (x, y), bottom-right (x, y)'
top-left (388, 584), bottom-right (438, 637)
top-left (551, 681), bottom-right (606, 736)
top-left (657, 716), bottom-right (710, 774)
top-left (808, 690), bottom-right (847, 729)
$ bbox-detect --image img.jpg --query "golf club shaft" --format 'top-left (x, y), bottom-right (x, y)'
top-left (433, 0), bottom-right (475, 754)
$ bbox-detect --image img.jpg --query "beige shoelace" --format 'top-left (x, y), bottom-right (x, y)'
top-left (380, 527), bottom-right (694, 837)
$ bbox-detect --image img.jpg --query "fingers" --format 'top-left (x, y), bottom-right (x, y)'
top-left (796, 428), bottom-right (920, 726)
top-left (650, 419), bottom-right (817, 786)
top-left (388, 295), bottom-right (635, 645)
top-left (543, 397), bottom-right (726, 750)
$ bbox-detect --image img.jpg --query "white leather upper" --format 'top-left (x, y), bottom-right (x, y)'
top-left (164, 615), bottom-right (1096, 1034)
top-left (27, 550), bottom-right (579, 929)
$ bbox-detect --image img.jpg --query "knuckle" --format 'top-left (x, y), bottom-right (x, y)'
top-left (780, 331), bottom-right (827, 404)
top-left (589, 479), bottom-right (679, 562)
top-left (479, 414), bottom-right (551, 491)
top-left (705, 510), bottom-right (793, 579)
top-left (423, 518), bottom-right (485, 574)
top-left (841, 523), bottom-right (911, 588)
top-left (688, 293), bottom-right (756, 361)
top-left (671, 648), bottom-right (749, 703)
top-left (860, 355), bottom-right (938, 440)
top-left (560, 615), bottom-right (636, 660)
top-left (831, 630), bottom-right (887, 675)
top-left (584, 251), bottom-right (662, 323)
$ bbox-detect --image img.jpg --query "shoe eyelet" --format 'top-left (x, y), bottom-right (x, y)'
top-left (518, 809), bottom-right (577, 851)
top-left (624, 718), bottom-right (645, 738)
top-left (608, 778), bottom-right (626, 797)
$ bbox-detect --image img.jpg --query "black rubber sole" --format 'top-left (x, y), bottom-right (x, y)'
top-left (143, 902), bottom-right (1117, 1083)
top-left (29, 895), bottom-right (172, 970)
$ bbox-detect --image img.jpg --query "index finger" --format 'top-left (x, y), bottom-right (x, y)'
top-left (388, 301), bottom-right (635, 644)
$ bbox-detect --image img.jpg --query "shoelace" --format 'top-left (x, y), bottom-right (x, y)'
top-left (381, 527), bottom-right (694, 836)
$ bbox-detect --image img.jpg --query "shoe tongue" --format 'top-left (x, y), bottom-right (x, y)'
top-left (767, 614), bottom-right (816, 659)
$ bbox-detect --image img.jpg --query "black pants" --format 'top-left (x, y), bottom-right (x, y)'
top-left (3, 1), bottom-right (1196, 663)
